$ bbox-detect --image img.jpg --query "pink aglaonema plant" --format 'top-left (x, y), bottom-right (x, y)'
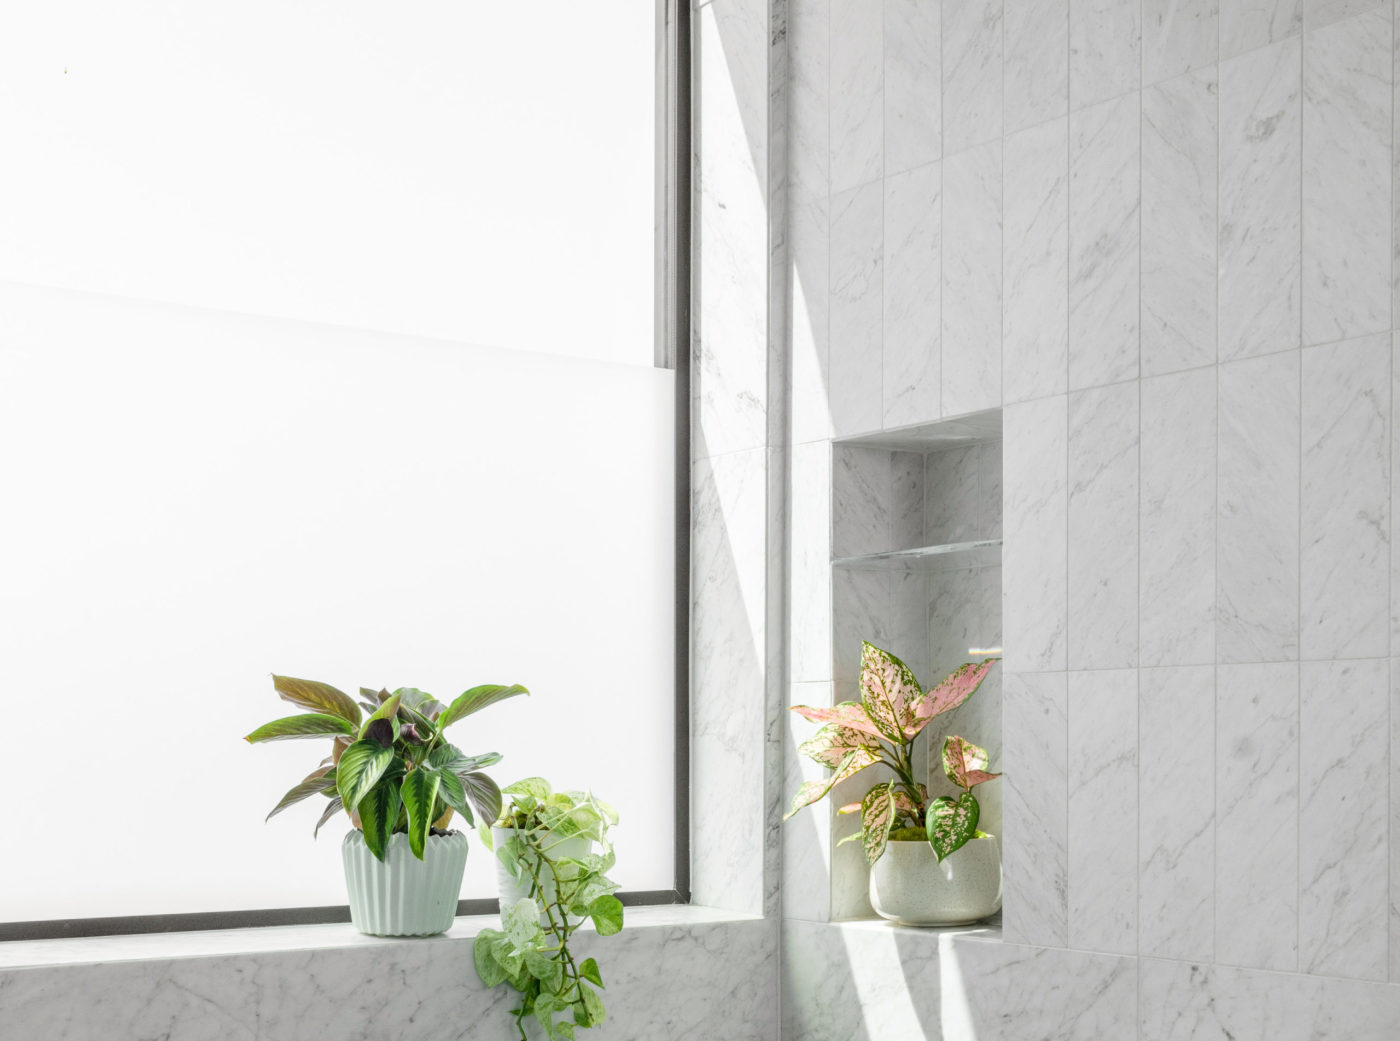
top-left (785, 642), bottom-right (1000, 865)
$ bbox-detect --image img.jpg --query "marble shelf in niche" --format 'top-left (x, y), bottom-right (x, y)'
top-left (833, 538), bottom-right (1002, 573)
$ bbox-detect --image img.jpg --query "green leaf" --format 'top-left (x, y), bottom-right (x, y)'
top-left (245, 713), bottom-right (355, 743)
top-left (503, 776), bottom-right (551, 802)
top-left (313, 795), bottom-right (343, 837)
top-left (437, 683), bottom-right (529, 730)
top-left (272, 675), bottom-right (362, 726)
top-left (578, 957), bottom-right (603, 988)
top-left (783, 745), bottom-right (881, 820)
top-left (587, 894), bottom-right (623, 936)
top-left (401, 768), bottom-right (442, 861)
top-left (461, 771), bottom-right (503, 825)
top-left (556, 1021), bottom-right (576, 1040)
top-left (926, 791), bottom-right (980, 862)
top-left (427, 743), bottom-right (502, 774)
top-left (265, 766), bottom-right (335, 821)
top-left (393, 687), bottom-right (448, 720)
top-left (860, 783), bottom-right (897, 866)
top-left (523, 948), bottom-right (564, 992)
top-left (579, 982), bottom-right (606, 1027)
top-left (356, 780), bottom-right (402, 861)
top-left (336, 738), bottom-right (396, 811)
top-left (430, 768), bottom-right (473, 825)
top-left (473, 930), bottom-right (509, 987)
top-left (503, 897), bottom-right (541, 947)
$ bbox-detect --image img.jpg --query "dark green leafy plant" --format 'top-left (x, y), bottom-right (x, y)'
top-left (246, 675), bottom-right (527, 860)
top-left (474, 778), bottom-right (624, 1041)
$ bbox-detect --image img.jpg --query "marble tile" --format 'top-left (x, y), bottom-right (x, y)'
top-left (694, 0), bottom-right (770, 459)
top-left (830, 0), bottom-right (882, 195)
top-left (1299, 658), bottom-right (1389, 980)
top-left (0, 915), bottom-right (780, 1041)
top-left (1002, 672), bottom-right (1069, 947)
top-left (1140, 367), bottom-right (1216, 667)
top-left (1067, 669), bottom-right (1138, 955)
top-left (1142, 69), bottom-right (1218, 378)
top-left (691, 449), bottom-right (768, 916)
top-left (1140, 957), bottom-right (1400, 1040)
top-left (883, 0), bottom-right (940, 176)
top-left (833, 445), bottom-right (920, 558)
top-left (1003, 116), bottom-right (1070, 404)
top-left (790, 194), bottom-right (833, 445)
top-left (942, 0), bottom-right (1003, 155)
top-left (832, 568), bottom-right (892, 691)
top-left (1139, 665), bottom-right (1215, 962)
top-left (1301, 335), bottom-right (1390, 660)
top-left (924, 444), bottom-right (982, 543)
top-left (1307, 0), bottom-right (1389, 30)
top-left (1004, 0), bottom-right (1070, 134)
top-left (1219, 35), bottom-right (1302, 361)
top-left (1069, 93), bottom-right (1140, 391)
top-left (1143, 0), bottom-right (1219, 84)
top-left (783, 681), bottom-right (834, 923)
top-left (1068, 381), bottom-right (1139, 670)
top-left (947, 933), bottom-right (1137, 1039)
top-left (882, 162), bottom-right (941, 429)
top-left (1218, 350), bottom-right (1301, 663)
top-left (1395, 15), bottom-right (1400, 332)
top-left (941, 141), bottom-right (1003, 417)
top-left (791, 441), bottom-right (833, 683)
top-left (1393, 659), bottom-right (1400, 982)
top-left (976, 440), bottom-right (1003, 537)
top-left (830, 182), bottom-right (883, 438)
top-left (1303, 7), bottom-right (1392, 347)
top-left (1393, 334), bottom-right (1400, 655)
top-left (1221, 0), bottom-right (1303, 60)
top-left (1216, 661), bottom-right (1299, 971)
top-left (789, 0), bottom-right (830, 202)
top-left (1003, 396), bottom-right (1069, 673)
top-left (1070, 0), bottom-right (1141, 110)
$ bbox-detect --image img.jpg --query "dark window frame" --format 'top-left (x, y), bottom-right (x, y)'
top-left (0, 0), bottom-right (691, 944)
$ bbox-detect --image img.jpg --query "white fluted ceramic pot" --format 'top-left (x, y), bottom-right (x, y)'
top-left (492, 827), bottom-right (590, 911)
top-left (342, 830), bottom-right (469, 936)
top-left (869, 835), bottom-right (1002, 927)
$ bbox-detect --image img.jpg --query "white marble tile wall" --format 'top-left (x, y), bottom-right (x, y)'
top-left (1004, 0), bottom-right (1069, 134)
top-left (1071, 0), bottom-right (1141, 109)
top-left (883, 0), bottom-right (939, 178)
top-left (941, 141), bottom-right (1003, 417)
top-left (1221, 1), bottom-right (1303, 61)
top-left (829, 182), bottom-right (884, 438)
top-left (882, 163), bottom-right (941, 429)
top-left (1143, 0), bottom-right (1219, 84)
top-left (943, 0), bottom-right (1003, 155)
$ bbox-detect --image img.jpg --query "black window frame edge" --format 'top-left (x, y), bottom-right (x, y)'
top-left (0, 0), bottom-right (692, 945)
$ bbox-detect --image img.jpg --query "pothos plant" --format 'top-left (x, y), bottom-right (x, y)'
top-left (245, 675), bottom-right (527, 860)
top-left (474, 778), bottom-right (624, 1041)
top-left (786, 642), bottom-right (1000, 865)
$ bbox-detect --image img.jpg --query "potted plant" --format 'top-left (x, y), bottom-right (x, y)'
top-left (474, 778), bottom-right (624, 1041)
top-left (786, 642), bottom-right (1001, 926)
top-left (246, 674), bottom-right (526, 936)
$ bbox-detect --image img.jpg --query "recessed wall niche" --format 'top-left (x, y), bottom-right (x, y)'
top-left (828, 409), bottom-right (1003, 920)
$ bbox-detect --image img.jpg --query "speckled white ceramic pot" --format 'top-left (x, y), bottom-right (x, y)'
top-left (342, 829), bottom-right (469, 937)
top-left (868, 835), bottom-right (1002, 926)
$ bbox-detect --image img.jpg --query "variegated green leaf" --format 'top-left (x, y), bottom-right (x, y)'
top-left (460, 770), bottom-right (503, 825)
top-left (798, 723), bottom-right (882, 769)
top-left (859, 642), bottom-right (922, 741)
top-left (942, 735), bottom-right (1000, 789)
top-left (393, 686), bottom-right (447, 720)
top-left (356, 780), bottom-right (402, 862)
top-left (926, 791), bottom-right (980, 861)
top-left (905, 658), bottom-right (999, 738)
top-left (401, 767), bottom-right (441, 861)
top-left (783, 746), bottom-right (881, 820)
top-left (336, 737), bottom-right (396, 812)
top-left (437, 683), bottom-right (529, 730)
top-left (789, 700), bottom-right (885, 738)
top-left (313, 795), bottom-right (344, 837)
top-left (860, 783), bottom-right (897, 866)
top-left (265, 765), bottom-right (335, 821)
top-left (272, 675), bottom-right (362, 726)
top-left (245, 713), bottom-right (355, 743)
top-left (433, 768), bottom-right (472, 824)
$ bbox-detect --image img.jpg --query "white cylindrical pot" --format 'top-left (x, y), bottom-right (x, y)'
top-left (868, 835), bottom-right (1002, 927)
top-left (342, 830), bottom-right (469, 937)
top-left (492, 826), bottom-right (590, 910)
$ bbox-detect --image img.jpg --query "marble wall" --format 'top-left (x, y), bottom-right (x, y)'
top-left (777, 0), bottom-right (1400, 1037)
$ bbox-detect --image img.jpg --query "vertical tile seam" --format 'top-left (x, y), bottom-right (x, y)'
top-left (1213, 0), bottom-right (1223, 974)
top-left (1065, 0), bottom-right (1074, 948)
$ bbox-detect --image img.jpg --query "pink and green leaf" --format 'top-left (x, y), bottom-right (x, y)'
top-left (926, 791), bottom-right (980, 862)
top-left (789, 701), bottom-right (884, 738)
top-left (942, 735), bottom-right (999, 790)
top-left (859, 642), bottom-right (922, 741)
top-left (860, 783), bottom-right (897, 866)
top-left (784, 746), bottom-right (881, 820)
top-left (904, 658), bottom-right (1000, 738)
top-left (798, 723), bottom-right (882, 769)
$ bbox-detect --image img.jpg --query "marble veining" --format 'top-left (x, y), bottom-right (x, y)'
top-left (942, 0), bottom-right (1003, 156)
top-left (1219, 35), bottom-right (1302, 362)
top-left (1300, 335), bottom-right (1390, 659)
top-left (1069, 92), bottom-right (1141, 391)
top-left (1217, 350), bottom-right (1301, 663)
top-left (1142, 69), bottom-right (1218, 378)
top-left (1071, 0), bottom-right (1142, 109)
top-left (1140, 367), bottom-right (1216, 667)
top-left (1139, 665), bottom-right (1215, 962)
top-left (829, 0), bottom-right (882, 195)
top-left (829, 182), bottom-right (883, 437)
top-left (1302, 7), bottom-right (1392, 347)
top-left (924, 443), bottom-right (983, 544)
top-left (1003, 116), bottom-right (1070, 404)
top-left (941, 141), bottom-right (1002, 418)
top-left (882, 0), bottom-right (940, 177)
top-left (1307, 0), bottom-right (1389, 31)
top-left (1221, 0), bottom-right (1303, 61)
top-left (1143, 0), bottom-right (1219, 85)
top-left (1216, 662), bottom-right (1300, 971)
top-left (881, 162), bottom-right (941, 430)
top-left (1068, 381), bottom-right (1139, 669)
top-left (787, 0), bottom-right (829, 203)
top-left (1003, 0), bottom-right (1069, 134)
top-left (1299, 659), bottom-right (1389, 980)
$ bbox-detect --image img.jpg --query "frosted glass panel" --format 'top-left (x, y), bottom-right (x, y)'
top-left (0, 283), bottom-right (675, 921)
top-left (0, 2), bottom-right (656, 366)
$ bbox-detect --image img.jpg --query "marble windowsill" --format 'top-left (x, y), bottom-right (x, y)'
top-left (0, 903), bottom-right (759, 971)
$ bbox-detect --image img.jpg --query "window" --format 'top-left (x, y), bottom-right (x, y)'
top-left (0, 1), bottom-right (686, 933)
